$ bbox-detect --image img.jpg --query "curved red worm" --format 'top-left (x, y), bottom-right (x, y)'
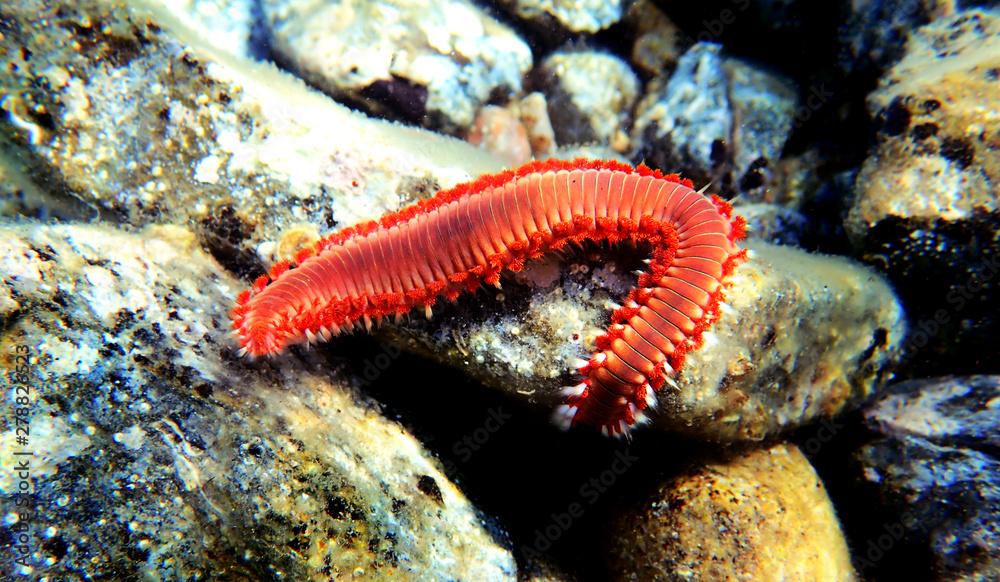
top-left (231, 158), bottom-right (746, 436)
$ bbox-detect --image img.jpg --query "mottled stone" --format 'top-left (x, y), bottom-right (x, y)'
top-left (607, 443), bottom-right (856, 581)
top-left (467, 93), bottom-right (559, 166)
top-left (0, 222), bottom-right (515, 580)
top-left (734, 202), bottom-right (809, 246)
top-left (534, 51), bottom-right (639, 152)
top-left (0, 0), bottom-right (505, 275)
top-left (497, 0), bottom-right (635, 34)
top-left (839, 0), bottom-right (956, 76)
top-left (866, 375), bottom-right (999, 450)
top-left (846, 9), bottom-right (1000, 373)
top-left (261, 0), bottom-right (532, 133)
top-left (518, 92), bottom-right (557, 159)
top-left (856, 376), bottom-right (999, 581)
top-left (622, 0), bottom-right (682, 77)
top-left (632, 42), bottom-right (798, 197)
top-left (383, 238), bottom-right (905, 442)
top-left (151, 0), bottom-right (260, 58)
top-left (468, 105), bottom-right (533, 167)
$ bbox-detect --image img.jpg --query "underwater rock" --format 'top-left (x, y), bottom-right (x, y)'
top-left (467, 93), bottom-right (557, 166)
top-left (467, 105), bottom-right (533, 168)
top-left (733, 202), bottom-right (809, 246)
top-left (621, 0), bottom-right (683, 77)
top-left (838, 0), bottom-right (955, 77)
top-left (496, 0), bottom-right (635, 35)
top-left (846, 9), bottom-right (1000, 374)
top-left (0, 0), bottom-right (506, 276)
top-left (518, 92), bottom-right (558, 160)
top-left (855, 376), bottom-right (999, 580)
top-left (261, 0), bottom-right (532, 134)
top-left (606, 442), bottom-right (856, 581)
top-left (149, 0), bottom-right (260, 58)
top-left (383, 239), bottom-right (906, 442)
top-left (632, 42), bottom-right (798, 197)
top-left (0, 222), bottom-right (516, 579)
top-left (865, 375), bottom-right (999, 450)
top-left (532, 51), bottom-right (639, 152)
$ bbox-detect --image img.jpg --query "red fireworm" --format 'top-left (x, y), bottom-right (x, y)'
top-left (231, 158), bottom-right (746, 437)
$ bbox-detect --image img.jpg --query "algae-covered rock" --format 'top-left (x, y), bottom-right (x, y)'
top-left (0, 222), bottom-right (515, 580)
top-left (0, 0), bottom-right (505, 275)
top-left (383, 239), bottom-right (906, 442)
top-left (606, 443), bottom-right (857, 581)
top-left (261, 0), bottom-right (533, 134)
top-left (853, 376), bottom-right (1000, 580)
top-left (846, 9), bottom-right (1000, 373)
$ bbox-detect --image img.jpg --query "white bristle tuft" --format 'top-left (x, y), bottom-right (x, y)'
top-left (573, 358), bottom-right (590, 370)
top-left (701, 331), bottom-right (718, 349)
top-left (645, 389), bottom-right (658, 410)
top-left (424, 304), bottom-right (433, 320)
top-left (561, 383), bottom-right (587, 397)
top-left (594, 352), bottom-right (607, 364)
top-left (719, 302), bottom-right (735, 316)
top-left (305, 329), bottom-right (317, 344)
top-left (236, 346), bottom-right (248, 358)
top-left (552, 404), bottom-right (577, 430)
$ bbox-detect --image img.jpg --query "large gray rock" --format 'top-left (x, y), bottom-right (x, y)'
top-left (0, 222), bottom-right (516, 580)
top-left (261, 0), bottom-right (533, 133)
top-left (854, 376), bottom-right (999, 580)
top-left (632, 43), bottom-right (798, 198)
top-left (533, 50), bottom-right (639, 151)
top-left (847, 9), bottom-right (1000, 374)
top-left (496, 0), bottom-right (635, 34)
top-left (0, 0), bottom-right (505, 276)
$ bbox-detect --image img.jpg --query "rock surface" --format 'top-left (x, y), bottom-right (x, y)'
top-left (533, 51), bottom-right (639, 152)
top-left (497, 0), bottom-right (634, 34)
top-left (856, 376), bottom-right (999, 580)
top-left (467, 93), bottom-right (557, 166)
top-left (847, 9), bottom-right (1000, 373)
top-left (0, 222), bottom-right (516, 580)
top-left (152, 0), bottom-right (261, 58)
top-left (0, 0), bottom-right (506, 277)
top-left (261, 0), bottom-right (532, 134)
top-left (632, 42), bottom-right (798, 197)
top-left (622, 0), bottom-right (683, 77)
top-left (607, 442), bottom-right (857, 581)
top-left (839, 0), bottom-right (955, 76)
top-left (384, 240), bottom-right (906, 442)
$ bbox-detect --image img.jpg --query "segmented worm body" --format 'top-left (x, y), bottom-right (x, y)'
top-left (231, 159), bottom-right (746, 436)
